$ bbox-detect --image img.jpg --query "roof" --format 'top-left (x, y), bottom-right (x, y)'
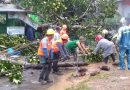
top-left (0, 4), bottom-right (31, 12)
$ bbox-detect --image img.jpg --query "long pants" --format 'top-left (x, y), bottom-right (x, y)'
top-left (39, 63), bottom-right (52, 81)
top-left (38, 56), bottom-right (52, 81)
top-left (73, 52), bottom-right (77, 61)
top-left (52, 52), bottom-right (60, 73)
top-left (62, 45), bottom-right (69, 57)
top-left (119, 47), bottom-right (130, 70)
top-left (67, 49), bottom-right (77, 61)
top-left (53, 61), bottom-right (58, 73)
top-left (103, 53), bottom-right (115, 64)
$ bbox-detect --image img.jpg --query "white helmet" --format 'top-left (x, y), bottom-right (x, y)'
top-left (102, 29), bottom-right (108, 35)
top-left (120, 17), bottom-right (127, 25)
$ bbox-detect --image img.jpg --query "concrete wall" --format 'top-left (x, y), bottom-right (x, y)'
top-left (118, 0), bottom-right (130, 24)
top-left (118, 0), bottom-right (130, 17)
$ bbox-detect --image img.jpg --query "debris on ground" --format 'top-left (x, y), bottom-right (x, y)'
top-left (100, 65), bottom-right (110, 71)
top-left (112, 62), bottom-right (119, 66)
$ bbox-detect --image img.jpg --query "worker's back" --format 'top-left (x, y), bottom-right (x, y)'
top-left (98, 39), bottom-right (116, 57)
top-left (65, 40), bottom-right (78, 50)
top-left (118, 26), bottom-right (130, 49)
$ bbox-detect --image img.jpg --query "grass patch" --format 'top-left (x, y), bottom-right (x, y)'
top-left (66, 81), bottom-right (90, 90)
top-left (89, 73), bottom-right (110, 80)
top-left (66, 70), bottom-right (110, 90)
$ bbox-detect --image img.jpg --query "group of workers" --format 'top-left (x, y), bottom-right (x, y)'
top-left (37, 17), bottom-right (130, 85)
top-left (93, 17), bottom-right (130, 71)
top-left (37, 25), bottom-right (88, 85)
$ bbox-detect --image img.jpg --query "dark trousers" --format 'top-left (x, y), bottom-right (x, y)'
top-left (103, 53), bottom-right (115, 64)
top-left (52, 52), bottom-right (60, 73)
top-left (39, 63), bottom-right (52, 81)
top-left (67, 49), bottom-right (77, 61)
top-left (73, 52), bottom-right (77, 61)
top-left (53, 61), bottom-right (58, 72)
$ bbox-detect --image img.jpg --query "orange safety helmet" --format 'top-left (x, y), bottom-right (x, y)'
top-left (62, 24), bottom-right (67, 29)
top-left (61, 34), bottom-right (69, 40)
top-left (95, 35), bottom-right (103, 41)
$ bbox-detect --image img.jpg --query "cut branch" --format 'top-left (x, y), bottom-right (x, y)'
top-left (75, 0), bottom-right (95, 22)
top-left (24, 62), bottom-right (88, 69)
top-left (72, 25), bottom-right (102, 29)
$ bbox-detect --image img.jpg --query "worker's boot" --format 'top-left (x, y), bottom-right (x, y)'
top-left (45, 79), bottom-right (53, 83)
top-left (53, 71), bottom-right (63, 75)
top-left (39, 79), bottom-right (47, 85)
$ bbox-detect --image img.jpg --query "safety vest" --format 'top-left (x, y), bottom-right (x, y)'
top-left (52, 39), bottom-right (63, 52)
top-left (38, 38), bottom-right (53, 55)
top-left (38, 41), bottom-right (44, 55)
top-left (60, 29), bottom-right (67, 36)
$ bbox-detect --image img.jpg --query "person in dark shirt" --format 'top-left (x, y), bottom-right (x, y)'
top-left (102, 29), bottom-right (112, 41)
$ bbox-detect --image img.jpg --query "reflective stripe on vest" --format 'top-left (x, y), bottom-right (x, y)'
top-left (38, 42), bottom-right (44, 55)
top-left (52, 39), bottom-right (63, 52)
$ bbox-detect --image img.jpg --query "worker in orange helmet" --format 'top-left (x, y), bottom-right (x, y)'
top-left (52, 34), bottom-right (70, 74)
top-left (60, 24), bottom-right (68, 36)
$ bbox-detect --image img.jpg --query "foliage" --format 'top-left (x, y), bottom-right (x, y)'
top-left (20, 0), bottom-right (117, 22)
top-left (81, 53), bottom-right (103, 63)
top-left (21, 0), bottom-right (66, 22)
top-left (0, 14), bottom-right (6, 24)
top-left (0, 34), bottom-right (27, 48)
top-left (104, 14), bottom-right (121, 30)
top-left (0, 34), bottom-right (39, 64)
top-left (66, 81), bottom-right (90, 90)
top-left (25, 53), bottom-right (39, 64)
top-left (81, 49), bottom-right (103, 63)
top-left (20, 0), bottom-right (117, 40)
top-left (0, 60), bottom-right (23, 84)
top-left (0, 34), bottom-right (39, 83)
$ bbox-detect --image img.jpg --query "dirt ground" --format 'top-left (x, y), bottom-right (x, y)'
top-left (87, 63), bottom-right (130, 90)
top-left (1, 62), bottom-right (130, 90)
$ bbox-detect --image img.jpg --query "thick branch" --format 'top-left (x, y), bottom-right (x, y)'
top-left (72, 25), bottom-right (102, 29)
top-left (75, 0), bottom-right (95, 22)
top-left (38, 22), bottom-right (102, 30)
top-left (24, 62), bottom-right (88, 69)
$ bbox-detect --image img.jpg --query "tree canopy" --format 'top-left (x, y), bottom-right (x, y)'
top-left (20, 0), bottom-right (117, 39)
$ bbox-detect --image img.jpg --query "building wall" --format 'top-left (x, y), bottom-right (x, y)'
top-left (118, 0), bottom-right (130, 24)
top-left (118, 0), bottom-right (130, 17)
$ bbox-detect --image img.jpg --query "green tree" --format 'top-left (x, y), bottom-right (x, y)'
top-left (20, 0), bottom-right (117, 39)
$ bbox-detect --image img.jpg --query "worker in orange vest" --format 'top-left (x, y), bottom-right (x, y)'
top-left (60, 24), bottom-right (68, 36)
top-left (52, 34), bottom-right (70, 74)
top-left (38, 28), bottom-right (55, 85)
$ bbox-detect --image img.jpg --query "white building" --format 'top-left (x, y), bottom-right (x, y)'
top-left (117, 0), bottom-right (130, 23)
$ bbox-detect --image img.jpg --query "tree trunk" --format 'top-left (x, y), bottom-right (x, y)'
top-left (24, 62), bottom-right (88, 69)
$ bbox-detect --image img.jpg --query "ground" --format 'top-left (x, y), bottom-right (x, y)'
top-left (0, 62), bottom-right (130, 90)
top-left (87, 63), bottom-right (130, 90)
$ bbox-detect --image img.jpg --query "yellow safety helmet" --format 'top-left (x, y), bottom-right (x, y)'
top-left (46, 28), bottom-right (55, 35)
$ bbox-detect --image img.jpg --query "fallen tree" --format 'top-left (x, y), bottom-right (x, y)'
top-left (0, 60), bottom-right (23, 84)
top-left (24, 61), bottom-right (88, 69)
